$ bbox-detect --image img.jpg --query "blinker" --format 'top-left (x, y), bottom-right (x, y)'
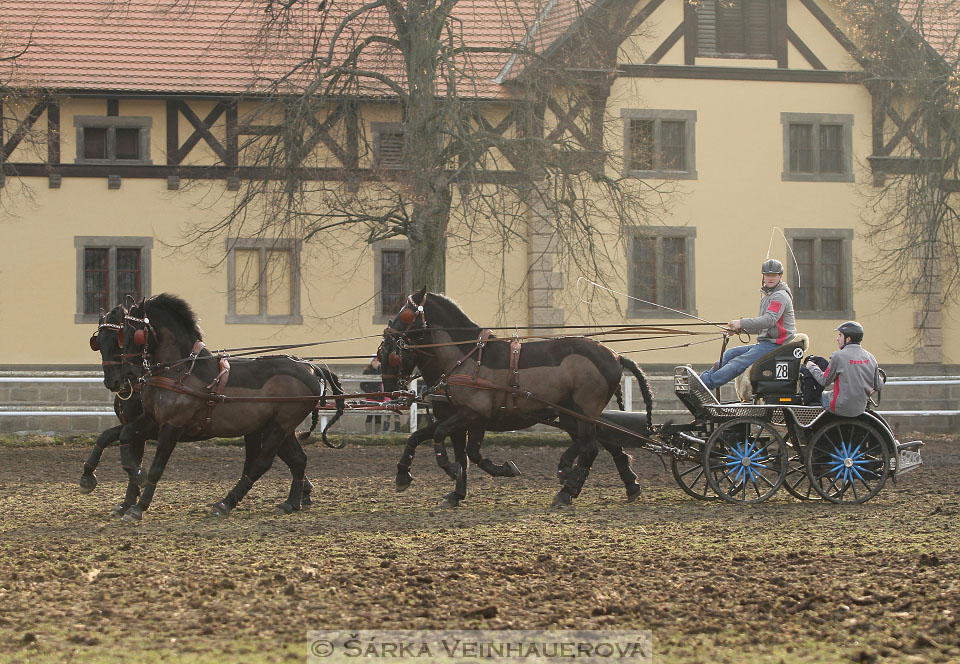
top-left (398, 307), bottom-right (416, 324)
top-left (133, 328), bottom-right (147, 346)
top-left (89, 334), bottom-right (100, 352)
top-left (388, 353), bottom-right (402, 368)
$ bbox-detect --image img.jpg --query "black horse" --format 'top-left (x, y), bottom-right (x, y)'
top-left (380, 287), bottom-right (654, 507)
top-left (117, 294), bottom-right (342, 521)
top-left (86, 304), bottom-right (344, 517)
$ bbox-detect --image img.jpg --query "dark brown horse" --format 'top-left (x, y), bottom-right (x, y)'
top-left (86, 304), bottom-right (341, 518)
top-left (380, 287), bottom-right (654, 507)
top-left (119, 294), bottom-right (340, 521)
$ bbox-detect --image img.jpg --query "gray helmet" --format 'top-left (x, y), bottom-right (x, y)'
top-left (761, 259), bottom-right (784, 275)
top-left (837, 321), bottom-right (864, 343)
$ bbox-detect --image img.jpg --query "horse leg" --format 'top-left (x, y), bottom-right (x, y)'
top-left (274, 434), bottom-right (308, 515)
top-left (121, 424), bottom-right (183, 523)
top-left (111, 433), bottom-right (149, 518)
top-left (440, 431), bottom-right (469, 508)
top-left (552, 421), bottom-right (599, 507)
top-left (111, 416), bottom-right (155, 517)
top-left (468, 429), bottom-right (522, 478)
top-left (80, 424), bottom-right (122, 494)
top-left (212, 422), bottom-right (285, 516)
top-left (603, 442), bottom-right (642, 501)
top-left (556, 440), bottom-right (580, 484)
top-left (396, 424), bottom-right (436, 492)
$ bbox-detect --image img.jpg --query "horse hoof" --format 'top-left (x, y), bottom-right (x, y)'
top-left (626, 484), bottom-right (642, 502)
top-left (79, 474), bottom-right (98, 493)
top-left (274, 502), bottom-right (297, 515)
top-left (209, 501), bottom-right (232, 517)
top-left (504, 461), bottom-right (522, 477)
top-left (121, 507), bottom-right (143, 523)
top-left (396, 481), bottom-right (412, 493)
top-left (300, 496), bottom-right (312, 510)
top-left (439, 493), bottom-right (462, 509)
top-left (109, 503), bottom-right (129, 518)
top-left (551, 490), bottom-right (573, 508)
top-left (396, 472), bottom-right (413, 491)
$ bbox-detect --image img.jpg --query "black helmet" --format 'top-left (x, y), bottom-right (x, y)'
top-left (837, 321), bottom-right (864, 343)
top-left (761, 259), bottom-right (784, 274)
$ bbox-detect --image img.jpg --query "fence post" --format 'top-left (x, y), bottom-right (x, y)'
top-left (622, 374), bottom-right (633, 412)
top-left (409, 378), bottom-right (419, 433)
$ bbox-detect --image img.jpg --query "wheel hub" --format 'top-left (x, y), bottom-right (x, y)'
top-left (843, 457), bottom-right (854, 468)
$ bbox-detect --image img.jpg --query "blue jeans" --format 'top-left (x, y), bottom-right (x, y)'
top-left (700, 341), bottom-right (779, 389)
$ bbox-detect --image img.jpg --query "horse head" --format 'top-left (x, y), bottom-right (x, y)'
top-left (379, 287), bottom-right (429, 392)
top-left (122, 293), bottom-right (204, 378)
top-left (89, 304), bottom-right (129, 392)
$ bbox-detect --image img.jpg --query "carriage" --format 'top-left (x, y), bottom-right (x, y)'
top-left (595, 336), bottom-right (924, 505)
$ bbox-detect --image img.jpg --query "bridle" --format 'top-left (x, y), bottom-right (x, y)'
top-left (89, 311), bottom-right (139, 399)
top-left (380, 293), bottom-right (428, 389)
top-left (123, 304), bottom-right (160, 375)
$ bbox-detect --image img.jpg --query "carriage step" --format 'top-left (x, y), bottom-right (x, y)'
top-left (893, 440), bottom-right (923, 476)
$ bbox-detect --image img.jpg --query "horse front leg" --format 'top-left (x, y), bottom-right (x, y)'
top-left (79, 423), bottom-right (122, 494)
top-left (122, 424), bottom-right (183, 523)
top-left (396, 424), bottom-right (436, 492)
top-left (468, 428), bottom-right (522, 478)
top-left (552, 421), bottom-right (599, 507)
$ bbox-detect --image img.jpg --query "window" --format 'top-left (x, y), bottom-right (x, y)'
top-left (622, 110), bottom-right (697, 179)
top-left (781, 113), bottom-right (854, 182)
top-left (785, 229), bottom-right (854, 317)
top-left (696, 0), bottom-right (773, 58)
top-left (371, 122), bottom-right (407, 169)
top-left (373, 240), bottom-right (411, 323)
top-left (627, 227), bottom-right (697, 318)
top-left (73, 116), bottom-right (152, 165)
top-left (226, 238), bottom-right (302, 324)
top-left (74, 236), bottom-right (152, 323)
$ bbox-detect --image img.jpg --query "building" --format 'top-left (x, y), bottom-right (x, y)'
top-left (1, 0), bottom-right (956, 431)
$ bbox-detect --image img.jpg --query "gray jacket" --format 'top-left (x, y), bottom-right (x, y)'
top-left (739, 282), bottom-right (796, 344)
top-left (808, 343), bottom-right (881, 417)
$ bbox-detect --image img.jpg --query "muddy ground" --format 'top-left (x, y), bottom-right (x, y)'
top-left (0, 435), bottom-right (956, 664)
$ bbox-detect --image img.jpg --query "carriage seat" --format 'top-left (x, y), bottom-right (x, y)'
top-left (748, 333), bottom-right (809, 403)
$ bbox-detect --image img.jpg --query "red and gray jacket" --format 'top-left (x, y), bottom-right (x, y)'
top-left (808, 343), bottom-right (881, 417)
top-left (739, 282), bottom-right (796, 344)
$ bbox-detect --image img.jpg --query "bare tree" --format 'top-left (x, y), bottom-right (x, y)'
top-left (839, 0), bottom-right (960, 354)
top-left (173, 0), bottom-right (669, 309)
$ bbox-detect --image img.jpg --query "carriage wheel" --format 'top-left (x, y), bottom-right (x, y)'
top-left (781, 439), bottom-right (821, 501)
top-left (670, 438), bottom-right (718, 501)
top-left (805, 419), bottom-right (889, 504)
top-left (704, 418), bottom-right (787, 504)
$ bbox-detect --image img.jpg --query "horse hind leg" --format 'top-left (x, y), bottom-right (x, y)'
top-left (552, 422), bottom-right (599, 507)
top-left (274, 434), bottom-right (308, 515)
top-left (440, 433), bottom-right (469, 508)
top-left (212, 422), bottom-right (286, 517)
top-left (604, 442), bottom-right (642, 502)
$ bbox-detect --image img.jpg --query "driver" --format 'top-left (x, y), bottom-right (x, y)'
top-left (700, 259), bottom-right (796, 389)
top-left (805, 321), bottom-right (880, 417)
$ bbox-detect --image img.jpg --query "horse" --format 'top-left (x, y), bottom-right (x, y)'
top-left (85, 305), bottom-right (344, 518)
top-left (380, 287), bottom-right (655, 507)
top-left (117, 294), bottom-right (341, 521)
top-left (380, 343), bottom-right (647, 507)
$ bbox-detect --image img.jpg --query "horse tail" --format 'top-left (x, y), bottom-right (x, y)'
top-left (296, 411), bottom-right (320, 444)
top-left (619, 356), bottom-right (654, 428)
top-left (313, 365), bottom-right (346, 448)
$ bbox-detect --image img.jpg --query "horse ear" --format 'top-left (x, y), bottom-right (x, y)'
top-left (413, 285), bottom-right (427, 301)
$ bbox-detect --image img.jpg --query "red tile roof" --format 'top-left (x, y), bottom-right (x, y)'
top-left (898, 0), bottom-right (960, 65)
top-left (0, 0), bottom-right (565, 98)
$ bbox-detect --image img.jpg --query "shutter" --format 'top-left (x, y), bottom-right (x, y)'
top-left (696, 0), bottom-right (718, 54)
top-left (376, 130), bottom-right (406, 168)
top-left (744, 0), bottom-right (772, 55)
top-left (717, 0), bottom-right (746, 53)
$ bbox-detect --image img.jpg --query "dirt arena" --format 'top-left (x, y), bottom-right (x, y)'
top-left (0, 435), bottom-right (956, 663)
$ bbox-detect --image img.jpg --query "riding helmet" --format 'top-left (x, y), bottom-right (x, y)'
top-left (761, 259), bottom-right (784, 275)
top-left (836, 321), bottom-right (864, 343)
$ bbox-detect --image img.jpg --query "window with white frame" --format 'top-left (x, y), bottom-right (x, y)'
top-left (623, 109), bottom-right (697, 180)
top-left (627, 227), bottom-right (697, 318)
top-left (226, 238), bottom-right (302, 324)
top-left (75, 236), bottom-right (152, 323)
top-left (785, 228), bottom-right (854, 317)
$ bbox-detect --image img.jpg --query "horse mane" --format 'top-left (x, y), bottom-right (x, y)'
top-left (425, 293), bottom-right (485, 342)
top-left (144, 293), bottom-right (204, 352)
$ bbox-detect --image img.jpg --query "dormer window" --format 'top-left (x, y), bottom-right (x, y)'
top-left (696, 0), bottom-right (773, 58)
top-left (74, 116), bottom-right (152, 165)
